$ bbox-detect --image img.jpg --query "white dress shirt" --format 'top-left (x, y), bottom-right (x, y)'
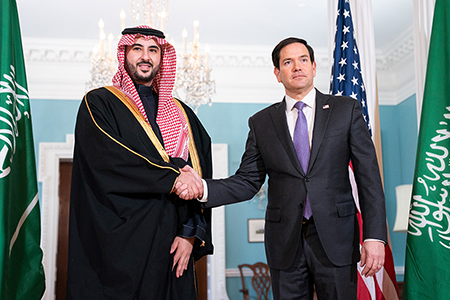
top-left (285, 88), bottom-right (316, 146)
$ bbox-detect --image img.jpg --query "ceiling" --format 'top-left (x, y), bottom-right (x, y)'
top-left (17, 0), bottom-right (413, 50)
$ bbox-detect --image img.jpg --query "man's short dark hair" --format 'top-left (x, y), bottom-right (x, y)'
top-left (271, 37), bottom-right (315, 69)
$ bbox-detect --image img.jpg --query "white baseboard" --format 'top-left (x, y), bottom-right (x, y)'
top-left (226, 266), bottom-right (405, 278)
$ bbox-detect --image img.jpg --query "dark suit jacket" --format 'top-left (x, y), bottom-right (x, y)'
top-left (205, 89), bottom-right (387, 270)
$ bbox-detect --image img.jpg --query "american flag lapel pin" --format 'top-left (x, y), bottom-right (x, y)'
top-left (323, 104), bottom-right (329, 109)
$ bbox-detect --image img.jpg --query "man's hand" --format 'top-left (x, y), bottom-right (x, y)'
top-left (173, 165), bottom-right (203, 200)
top-left (360, 240), bottom-right (385, 277)
top-left (170, 236), bottom-right (195, 278)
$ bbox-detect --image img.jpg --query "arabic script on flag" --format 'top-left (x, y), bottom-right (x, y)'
top-left (409, 106), bottom-right (450, 249)
top-left (0, 65), bottom-right (30, 179)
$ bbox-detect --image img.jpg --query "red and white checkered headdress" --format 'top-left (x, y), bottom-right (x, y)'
top-left (112, 25), bottom-right (189, 161)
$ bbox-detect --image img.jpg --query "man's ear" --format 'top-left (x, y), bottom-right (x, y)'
top-left (312, 61), bottom-right (317, 78)
top-left (274, 67), bottom-right (281, 83)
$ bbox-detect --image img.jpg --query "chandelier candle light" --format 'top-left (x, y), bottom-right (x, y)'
top-left (85, 19), bottom-right (118, 90)
top-left (174, 19), bottom-right (215, 113)
top-left (87, 0), bottom-right (215, 112)
top-left (130, 0), bottom-right (168, 30)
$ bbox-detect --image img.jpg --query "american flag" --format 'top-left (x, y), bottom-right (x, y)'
top-left (330, 0), bottom-right (371, 135)
top-left (330, 0), bottom-right (399, 299)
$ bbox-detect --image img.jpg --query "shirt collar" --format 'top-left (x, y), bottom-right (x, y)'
top-left (285, 88), bottom-right (316, 112)
top-left (135, 84), bottom-right (155, 96)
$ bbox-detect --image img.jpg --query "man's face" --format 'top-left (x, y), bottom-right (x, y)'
top-left (274, 42), bottom-right (316, 98)
top-left (125, 37), bottom-right (161, 86)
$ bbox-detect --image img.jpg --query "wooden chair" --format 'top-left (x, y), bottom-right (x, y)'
top-left (238, 262), bottom-right (271, 300)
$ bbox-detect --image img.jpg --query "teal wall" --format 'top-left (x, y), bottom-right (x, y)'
top-left (196, 103), bottom-right (269, 268)
top-left (31, 99), bottom-right (80, 196)
top-left (30, 99), bottom-right (80, 154)
top-left (31, 94), bottom-right (418, 298)
top-left (379, 95), bottom-right (418, 282)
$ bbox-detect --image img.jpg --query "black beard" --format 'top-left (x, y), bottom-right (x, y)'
top-left (126, 60), bottom-right (160, 85)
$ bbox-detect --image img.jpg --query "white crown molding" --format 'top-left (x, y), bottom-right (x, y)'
top-left (23, 37), bottom-right (95, 63)
top-left (376, 26), bottom-right (415, 72)
top-left (376, 27), bottom-right (416, 105)
top-left (23, 34), bottom-right (415, 105)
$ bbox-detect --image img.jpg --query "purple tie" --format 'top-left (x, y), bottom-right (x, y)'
top-left (293, 101), bottom-right (312, 219)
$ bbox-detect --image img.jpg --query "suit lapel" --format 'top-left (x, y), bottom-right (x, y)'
top-left (269, 98), bottom-right (304, 175)
top-left (309, 90), bottom-right (332, 172)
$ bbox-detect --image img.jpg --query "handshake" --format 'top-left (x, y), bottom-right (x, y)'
top-left (173, 165), bottom-right (205, 200)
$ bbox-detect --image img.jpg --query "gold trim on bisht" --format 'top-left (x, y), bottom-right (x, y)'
top-left (105, 86), bottom-right (202, 177)
top-left (105, 86), bottom-right (170, 163)
top-left (83, 90), bottom-right (177, 173)
top-left (173, 99), bottom-right (202, 178)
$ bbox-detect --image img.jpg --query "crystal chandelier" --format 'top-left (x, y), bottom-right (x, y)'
top-left (173, 20), bottom-right (215, 113)
top-left (85, 19), bottom-right (118, 91)
top-left (86, 0), bottom-right (215, 113)
top-left (130, 0), bottom-right (169, 31)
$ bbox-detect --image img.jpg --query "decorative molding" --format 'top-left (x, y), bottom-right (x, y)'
top-left (226, 268), bottom-right (252, 278)
top-left (210, 45), bottom-right (272, 68)
top-left (23, 36), bottom-right (413, 71)
top-left (376, 27), bottom-right (416, 106)
top-left (23, 37), bottom-right (94, 63)
top-left (23, 35), bottom-right (415, 105)
top-left (376, 28), bottom-right (415, 71)
top-left (38, 134), bottom-right (74, 300)
top-left (208, 144), bottom-right (230, 300)
top-left (395, 266), bottom-right (405, 275)
top-left (226, 266), bottom-right (405, 278)
top-left (38, 137), bottom-right (229, 300)
top-left (378, 75), bottom-right (416, 106)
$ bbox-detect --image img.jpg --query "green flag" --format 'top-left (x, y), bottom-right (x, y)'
top-left (0, 0), bottom-right (46, 299)
top-left (404, 0), bottom-right (450, 299)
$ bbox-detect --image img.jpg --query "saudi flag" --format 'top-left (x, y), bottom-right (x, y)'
top-left (404, 0), bottom-right (450, 299)
top-left (0, 0), bottom-right (46, 299)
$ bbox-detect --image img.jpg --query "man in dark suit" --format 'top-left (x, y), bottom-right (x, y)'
top-left (176, 37), bottom-right (387, 300)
